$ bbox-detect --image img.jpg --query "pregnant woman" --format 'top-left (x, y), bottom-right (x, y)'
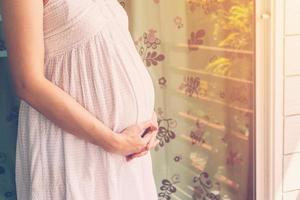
top-left (1, 0), bottom-right (160, 199)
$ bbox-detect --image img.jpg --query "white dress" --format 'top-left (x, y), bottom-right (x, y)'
top-left (15, 0), bottom-right (158, 199)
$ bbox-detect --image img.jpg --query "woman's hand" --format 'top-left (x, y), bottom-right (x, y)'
top-left (126, 111), bottom-right (159, 161)
top-left (111, 119), bottom-right (158, 157)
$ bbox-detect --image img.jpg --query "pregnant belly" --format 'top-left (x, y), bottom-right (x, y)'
top-left (44, 28), bottom-right (155, 133)
top-left (44, 60), bottom-right (154, 135)
top-left (90, 29), bottom-right (156, 132)
top-left (112, 63), bottom-right (155, 133)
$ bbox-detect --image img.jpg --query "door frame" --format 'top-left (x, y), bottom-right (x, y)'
top-left (256, 0), bottom-right (284, 199)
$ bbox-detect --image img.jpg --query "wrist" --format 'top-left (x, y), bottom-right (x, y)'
top-left (105, 131), bottom-right (122, 154)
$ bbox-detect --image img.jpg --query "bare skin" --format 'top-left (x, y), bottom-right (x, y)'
top-left (0, 0), bottom-right (159, 161)
top-left (126, 111), bottom-right (159, 161)
top-left (43, 0), bottom-right (49, 6)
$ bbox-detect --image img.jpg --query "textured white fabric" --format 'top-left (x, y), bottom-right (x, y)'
top-left (15, 0), bottom-right (157, 199)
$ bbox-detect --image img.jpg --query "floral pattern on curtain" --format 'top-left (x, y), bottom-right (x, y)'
top-left (120, 0), bottom-right (255, 199)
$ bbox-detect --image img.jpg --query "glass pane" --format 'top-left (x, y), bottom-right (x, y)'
top-left (121, 0), bottom-right (255, 199)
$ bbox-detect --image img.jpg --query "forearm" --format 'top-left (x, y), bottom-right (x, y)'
top-left (16, 77), bottom-right (119, 152)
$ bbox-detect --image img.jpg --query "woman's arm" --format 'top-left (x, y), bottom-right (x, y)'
top-left (0, 0), bottom-right (119, 152)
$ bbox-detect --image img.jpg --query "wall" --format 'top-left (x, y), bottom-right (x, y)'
top-left (280, 0), bottom-right (300, 199)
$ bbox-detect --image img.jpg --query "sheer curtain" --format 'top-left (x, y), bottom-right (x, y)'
top-left (121, 0), bottom-right (255, 199)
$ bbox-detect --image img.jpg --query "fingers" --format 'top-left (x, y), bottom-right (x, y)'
top-left (139, 120), bottom-right (156, 130)
top-left (125, 114), bottom-right (159, 162)
top-left (141, 131), bottom-right (153, 145)
top-left (146, 131), bottom-right (158, 150)
top-left (149, 139), bottom-right (159, 149)
top-left (129, 130), bottom-right (152, 154)
top-left (147, 115), bottom-right (159, 149)
top-left (127, 135), bottom-right (160, 162)
top-left (126, 148), bottom-right (148, 161)
top-left (139, 120), bottom-right (157, 134)
top-left (127, 139), bottom-right (159, 162)
top-left (141, 127), bottom-right (152, 138)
